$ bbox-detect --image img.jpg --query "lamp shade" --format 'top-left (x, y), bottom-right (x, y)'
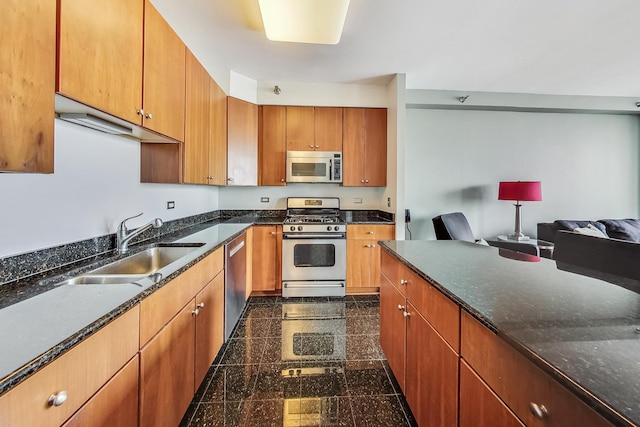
top-left (498, 181), bottom-right (542, 202)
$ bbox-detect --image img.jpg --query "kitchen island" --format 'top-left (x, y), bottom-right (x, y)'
top-left (380, 240), bottom-right (639, 427)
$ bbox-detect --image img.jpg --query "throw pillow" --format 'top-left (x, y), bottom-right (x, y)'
top-left (598, 219), bottom-right (640, 242)
top-left (573, 226), bottom-right (606, 238)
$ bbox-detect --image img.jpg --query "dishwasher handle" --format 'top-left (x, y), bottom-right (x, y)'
top-left (229, 239), bottom-right (245, 257)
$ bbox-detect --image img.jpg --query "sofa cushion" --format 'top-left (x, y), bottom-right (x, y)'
top-left (598, 219), bottom-right (640, 242)
top-left (573, 225), bottom-right (607, 238)
top-left (553, 220), bottom-right (608, 236)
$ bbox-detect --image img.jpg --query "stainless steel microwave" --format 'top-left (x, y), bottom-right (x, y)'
top-left (286, 151), bottom-right (342, 183)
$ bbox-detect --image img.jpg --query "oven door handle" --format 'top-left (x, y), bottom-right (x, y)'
top-left (283, 234), bottom-right (345, 239)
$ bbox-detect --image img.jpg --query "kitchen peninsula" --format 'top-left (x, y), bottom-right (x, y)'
top-left (380, 240), bottom-right (639, 427)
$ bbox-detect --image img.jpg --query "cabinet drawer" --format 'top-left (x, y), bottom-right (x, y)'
top-left (380, 249), bottom-right (418, 298)
top-left (140, 247), bottom-right (223, 345)
top-left (0, 306), bottom-right (139, 427)
top-left (347, 224), bottom-right (395, 240)
top-left (461, 312), bottom-right (612, 427)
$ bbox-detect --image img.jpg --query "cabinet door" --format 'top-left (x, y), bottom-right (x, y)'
top-left (347, 238), bottom-right (373, 288)
top-left (363, 108), bottom-right (387, 186)
top-left (405, 302), bottom-right (458, 427)
top-left (195, 272), bottom-right (225, 390)
top-left (227, 97), bottom-right (258, 186)
top-left (251, 225), bottom-right (279, 291)
top-left (142, 0), bottom-right (185, 141)
top-left (63, 355), bottom-right (139, 427)
top-left (259, 105), bottom-right (287, 185)
top-left (459, 360), bottom-right (524, 427)
top-left (0, 307), bottom-right (139, 427)
top-left (286, 106), bottom-right (315, 151)
top-left (314, 107), bottom-right (342, 151)
top-left (183, 50), bottom-right (210, 185)
top-left (209, 77), bottom-right (227, 185)
top-left (379, 274), bottom-right (406, 392)
top-left (1, 0), bottom-right (55, 173)
top-left (342, 108), bottom-right (366, 186)
top-left (57, 0), bottom-right (143, 124)
top-left (140, 303), bottom-right (196, 427)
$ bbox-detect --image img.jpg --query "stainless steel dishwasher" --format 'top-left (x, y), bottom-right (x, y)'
top-left (225, 233), bottom-right (247, 340)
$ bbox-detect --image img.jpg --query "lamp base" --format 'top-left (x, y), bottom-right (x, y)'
top-left (506, 233), bottom-right (530, 241)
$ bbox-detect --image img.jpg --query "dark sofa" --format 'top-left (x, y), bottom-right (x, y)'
top-left (537, 219), bottom-right (640, 243)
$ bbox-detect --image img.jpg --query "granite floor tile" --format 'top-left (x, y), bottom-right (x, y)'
top-left (243, 399), bottom-right (284, 427)
top-left (300, 362), bottom-right (348, 398)
top-left (346, 315), bottom-right (380, 335)
top-left (355, 301), bottom-right (380, 316)
top-left (241, 304), bottom-right (276, 319)
top-left (219, 338), bottom-right (266, 365)
top-left (247, 296), bottom-right (281, 305)
top-left (350, 395), bottom-right (413, 427)
top-left (252, 363), bottom-right (302, 400)
top-left (344, 360), bottom-right (395, 396)
top-left (232, 317), bottom-right (272, 338)
top-left (188, 400), bottom-right (245, 427)
top-left (345, 335), bottom-right (383, 360)
top-left (284, 397), bottom-right (355, 427)
top-left (201, 364), bottom-right (258, 402)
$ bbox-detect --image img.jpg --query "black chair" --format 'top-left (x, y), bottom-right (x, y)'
top-left (433, 212), bottom-right (540, 256)
top-left (432, 212), bottom-right (476, 242)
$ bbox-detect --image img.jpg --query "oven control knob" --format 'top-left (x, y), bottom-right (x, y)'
top-left (334, 226), bottom-right (339, 231)
top-left (327, 225), bottom-right (332, 231)
top-left (298, 226), bottom-right (303, 231)
top-left (290, 226), bottom-right (295, 231)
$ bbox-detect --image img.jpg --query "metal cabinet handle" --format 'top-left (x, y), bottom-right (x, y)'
top-left (136, 109), bottom-right (144, 116)
top-left (360, 179), bottom-right (365, 183)
top-left (281, 178), bottom-right (285, 182)
top-left (271, 231), bottom-right (276, 235)
top-left (529, 402), bottom-right (548, 419)
top-left (315, 145), bottom-right (319, 148)
top-left (309, 145), bottom-right (315, 148)
top-left (400, 279), bottom-right (408, 285)
top-left (145, 113), bottom-right (153, 119)
top-left (47, 391), bottom-right (68, 407)
top-left (365, 179), bottom-right (369, 183)
top-left (227, 177), bottom-right (234, 182)
top-left (403, 311), bottom-right (410, 317)
top-left (397, 304), bottom-right (405, 311)
top-left (367, 231), bottom-right (374, 234)
top-left (192, 309), bottom-right (200, 316)
top-left (197, 302), bottom-right (205, 309)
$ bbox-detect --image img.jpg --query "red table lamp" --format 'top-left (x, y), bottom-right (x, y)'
top-left (498, 181), bottom-right (542, 241)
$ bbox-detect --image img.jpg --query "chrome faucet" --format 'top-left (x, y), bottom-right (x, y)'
top-left (116, 213), bottom-right (163, 254)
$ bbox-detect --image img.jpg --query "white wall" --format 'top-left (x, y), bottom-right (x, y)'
top-left (405, 109), bottom-right (640, 240)
top-left (0, 120), bottom-right (218, 258)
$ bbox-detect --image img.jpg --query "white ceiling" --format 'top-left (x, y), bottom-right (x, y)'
top-left (152, 0), bottom-right (640, 97)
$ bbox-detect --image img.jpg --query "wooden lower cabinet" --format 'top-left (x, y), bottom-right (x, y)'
top-left (459, 360), bottom-right (524, 427)
top-left (195, 271), bottom-right (225, 389)
top-left (250, 225), bottom-right (282, 292)
top-left (405, 302), bottom-right (458, 427)
top-left (63, 355), bottom-right (139, 427)
top-left (0, 306), bottom-right (139, 427)
top-left (379, 273), bottom-right (406, 391)
top-left (346, 224), bottom-right (394, 291)
top-left (140, 303), bottom-right (196, 427)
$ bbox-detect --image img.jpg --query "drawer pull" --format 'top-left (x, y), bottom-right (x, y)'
top-left (403, 311), bottom-right (410, 317)
top-left (197, 302), bottom-right (205, 309)
top-left (529, 402), bottom-right (548, 419)
top-left (192, 309), bottom-right (200, 316)
top-left (47, 391), bottom-right (68, 407)
top-left (367, 231), bottom-right (374, 234)
top-left (400, 279), bottom-right (408, 286)
top-left (397, 304), bottom-right (405, 311)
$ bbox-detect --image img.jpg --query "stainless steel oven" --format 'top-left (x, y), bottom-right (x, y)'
top-left (282, 198), bottom-right (347, 298)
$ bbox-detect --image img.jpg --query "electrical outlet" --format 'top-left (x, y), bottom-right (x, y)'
top-left (260, 197), bottom-right (270, 203)
top-left (387, 197), bottom-right (391, 207)
top-left (353, 198), bottom-right (363, 204)
top-left (167, 201), bottom-right (175, 209)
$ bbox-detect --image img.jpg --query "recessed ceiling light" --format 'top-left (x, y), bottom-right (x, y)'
top-left (258, 0), bottom-right (350, 45)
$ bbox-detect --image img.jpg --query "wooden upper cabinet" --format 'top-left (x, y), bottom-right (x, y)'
top-left (314, 107), bottom-right (342, 151)
top-left (57, 0), bottom-right (143, 124)
top-left (259, 105), bottom-right (287, 186)
top-left (142, 0), bottom-right (185, 141)
top-left (1, 0), bottom-right (55, 173)
top-left (208, 77), bottom-right (227, 186)
top-left (343, 108), bottom-right (387, 187)
top-left (286, 106), bottom-right (314, 151)
top-left (183, 50), bottom-right (210, 185)
top-left (227, 97), bottom-right (258, 186)
top-left (285, 106), bottom-right (342, 152)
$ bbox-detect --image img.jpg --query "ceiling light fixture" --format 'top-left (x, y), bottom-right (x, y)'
top-left (258, 0), bottom-right (350, 45)
top-left (274, 85), bottom-right (281, 95)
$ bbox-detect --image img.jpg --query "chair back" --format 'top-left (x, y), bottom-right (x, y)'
top-left (432, 212), bottom-right (475, 242)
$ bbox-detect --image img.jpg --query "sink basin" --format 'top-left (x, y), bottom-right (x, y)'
top-left (91, 244), bottom-right (204, 276)
top-left (62, 243), bottom-right (205, 285)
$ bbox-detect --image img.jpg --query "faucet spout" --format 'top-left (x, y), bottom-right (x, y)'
top-left (116, 214), bottom-right (163, 254)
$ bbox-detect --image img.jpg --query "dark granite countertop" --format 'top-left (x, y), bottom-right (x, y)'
top-left (380, 240), bottom-right (639, 427)
top-left (0, 221), bottom-right (250, 396)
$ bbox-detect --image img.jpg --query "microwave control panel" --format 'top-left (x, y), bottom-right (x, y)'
top-left (332, 155), bottom-right (342, 181)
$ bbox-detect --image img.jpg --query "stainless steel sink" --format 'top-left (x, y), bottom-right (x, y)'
top-left (63, 243), bottom-right (205, 285)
